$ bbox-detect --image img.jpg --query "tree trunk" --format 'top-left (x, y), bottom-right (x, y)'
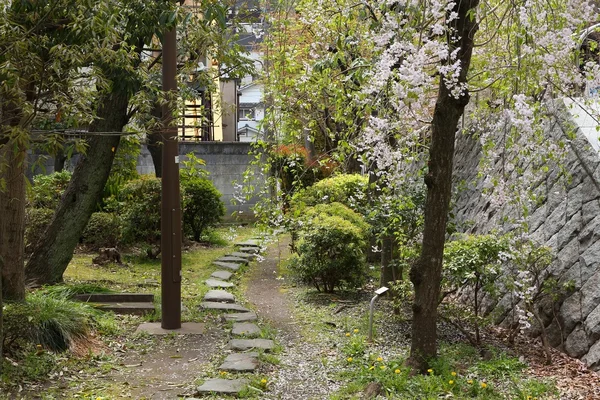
top-left (53, 147), bottom-right (67, 172)
top-left (380, 235), bottom-right (396, 287)
top-left (408, 0), bottom-right (479, 372)
top-left (148, 103), bottom-right (163, 178)
top-left (0, 143), bottom-right (26, 301)
top-left (0, 255), bottom-right (3, 375)
top-left (25, 90), bottom-right (129, 285)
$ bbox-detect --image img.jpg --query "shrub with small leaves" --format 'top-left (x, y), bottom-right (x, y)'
top-left (181, 177), bottom-right (225, 242)
top-left (290, 173), bottom-right (369, 214)
top-left (81, 212), bottom-right (120, 249)
top-left (28, 171), bottom-right (72, 209)
top-left (118, 176), bottom-right (161, 245)
top-left (24, 208), bottom-right (55, 255)
top-left (290, 206), bottom-right (367, 292)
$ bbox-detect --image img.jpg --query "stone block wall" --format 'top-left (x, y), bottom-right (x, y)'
top-left (453, 100), bottom-right (600, 368)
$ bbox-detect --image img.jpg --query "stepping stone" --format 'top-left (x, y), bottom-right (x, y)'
top-left (232, 322), bottom-right (260, 336)
top-left (228, 251), bottom-right (257, 260)
top-left (212, 261), bottom-right (241, 271)
top-left (201, 302), bottom-right (250, 312)
top-left (224, 312), bottom-right (257, 322)
top-left (228, 338), bottom-right (274, 351)
top-left (238, 247), bottom-right (259, 254)
top-left (217, 256), bottom-right (248, 265)
top-left (235, 240), bottom-right (261, 248)
top-left (219, 352), bottom-right (259, 372)
top-left (204, 290), bottom-right (235, 303)
top-left (211, 270), bottom-right (233, 280)
top-left (196, 378), bottom-right (249, 395)
top-left (205, 279), bottom-right (234, 288)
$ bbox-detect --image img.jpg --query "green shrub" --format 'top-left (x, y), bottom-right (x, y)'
top-left (99, 136), bottom-right (140, 211)
top-left (290, 210), bottom-right (367, 292)
top-left (290, 174), bottom-right (369, 214)
top-left (300, 202), bottom-right (370, 233)
top-left (24, 208), bottom-right (55, 255)
top-left (81, 212), bottom-right (120, 249)
top-left (181, 177), bottom-right (225, 241)
top-left (3, 292), bottom-right (94, 353)
top-left (118, 175), bottom-right (161, 245)
top-left (28, 171), bottom-right (72, 209)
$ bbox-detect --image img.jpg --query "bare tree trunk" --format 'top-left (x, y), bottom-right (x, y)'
top-left (0, 142), bottom-right (26, 301)
top-left (408, 0), bottom-right (479, 372)
top-left (380, 235), bottom-right (396, 286)
top-left (148, 103), bottom-right (163, 178)
top-left (25, 90), bottom-right (129, 285)
top-left (0, 255), bottom-right (4, 375)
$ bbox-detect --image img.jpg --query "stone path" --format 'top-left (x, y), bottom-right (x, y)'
top-left (196, 238), bottom-right (272, 396)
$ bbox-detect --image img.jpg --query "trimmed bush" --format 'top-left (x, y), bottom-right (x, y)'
top-left (28, 171), bottom-right (72, 209)
top-left (181, 177), bottom-right (225, 242)
top-left (24, 208), bottom-right (55, 255)
top-left (290, 208), bottom-right (367, 292)
top-left (81, 212), bottom-right (120, 249)
top-left (300, 202), bottom-right (370, 233)
top-left (118, 176), bottom-right (161, 245)
top-left (290, 173), bottom-right (369, 213)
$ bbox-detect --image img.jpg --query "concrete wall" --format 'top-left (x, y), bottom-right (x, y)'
top-left (137, 142), bottom-right (261, 221)
top-left (453, 98), bottom-right (600, 368)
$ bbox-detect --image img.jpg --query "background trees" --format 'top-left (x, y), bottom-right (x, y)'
top-left (258, 0), bottom-right (598, 372)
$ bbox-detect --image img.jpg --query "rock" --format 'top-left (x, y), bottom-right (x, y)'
top-left (212, 261), bottom-right (242, 271)
top-left (582, 339), bottom-right (600, 370)
top-left (228, 338), bottom-right (275, 351)
top-left (363, 382), bottom-right (382, 399)
top-left (229, 251), bottom-right (257, 260)
top-left (565, 324), bottom-right (591, 358)
top-left (211, 270), bottom-right (233, 280)
top-left (204, 290), bottom-right (235, 303)
top-left (217, 256), bottom-right (249, 265)
top-left (219, 352), bottom-right (259, 372)
top-left (238, 246), bottom-right (259, 253)
top-left (232, 322), bottom-right (260, 336)
top-left (200, 302), bottom-right (250, 313)
top-left (585, 303), bottom-right (600, 341)
top-left (235, 240), bottom-right (261, 248)
top-left (205, 279), bottom-right (234, 288)
top-left (224, 312), bottom-right (258, 322)
top-left (92, 247), bottom-right (122, 265)
top-left (582, 200), bottom-right (600, 226)
top-left (196, 378), bottom-right (249, 394)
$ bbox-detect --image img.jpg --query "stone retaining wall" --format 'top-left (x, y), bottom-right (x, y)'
top-left (453, 99), bottom-right (600, 368)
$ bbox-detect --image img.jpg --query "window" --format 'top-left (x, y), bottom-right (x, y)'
top-left (238, 107), bottom-right (255, 120)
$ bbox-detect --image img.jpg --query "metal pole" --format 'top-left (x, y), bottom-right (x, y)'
top-left (161, 20), bottom-right (182, 330)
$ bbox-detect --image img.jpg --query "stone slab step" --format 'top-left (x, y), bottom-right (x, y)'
top-left (219, 352), bottom-right (259, 372)
top-left (232, 322), bottom-right (260, 336)
top-left (224, 312), bottom-right (257, 322)
top-left (228, 338), bottom-right (274, 351)
top-left (216, 256), bottom-right (249, 265)
top-left (235, 240), bottom-right (261, 248)
top-left (74, 293), bottom-right (154, 303)
top-left (238, 247), bottom-right (259, 254)
top-left (211, 270), bottom-right (233, 280)
top-left (204, 290), bottom-right (235, 303)
top-left (205, 279), bottom-right (234, 288)
top-left (91, 302), bottom-right (155, 315)
top-left (196, 378), bottom-right (249, 395)
top-left (228, 252), bottom-right (257, 260)
top-left (201, 302), bottom-right (250, 313)
top-left (212, 261), bottom-right (242, 271)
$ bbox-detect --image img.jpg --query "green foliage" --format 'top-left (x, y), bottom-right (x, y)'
top-left (180, 152), bottom-right (209, 181)
top-left (290, 174), bottom-right (369, 213)
top-left (118, 176), bottom-right (161, 245)
top-left (300, 202), bottom-right (370, 233)
top-left (290, 207), bottom-right (367, 292)
top-left (28, 171), bottom-right (72, 209)
top-left (270, 144), bottom-right (323, 204)
top-left (81, 212), bottom-right (120, 249)
top-left (181, 177), bottom-right (226, 242)
top-left (38, 283), bottom-right (113, 299)
top-left (441, 234), bottom-right (510, 344)
top-left (3, 292), bottom-right (94, 353)
top-left (100, 136), bottom-right (140, 211)
top-left (24, 208), bottom-right (55, 255)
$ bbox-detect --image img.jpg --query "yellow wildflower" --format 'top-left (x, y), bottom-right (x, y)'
top-left (449, 380), bottom-right (454, 385)
top-left (467, 380), bottom-right (473, 384)
top-left (261, 378), bottom-right (267, 384)
top-left (376, 357), bottom-right (383, 362)
top-left (347, 357), bottom-right (353, 362)
top-left (427, 368), bottom-right (433, 374)
top-left (354, 329), bottom-right (359, 333)
top-left (345, 332), bottom-right (351, 337)
top-left (451, 371), bottom-right (457, 376)
top-left (369, 366), bottom-right (375, 370)
top-left (481, 382), bottom-right (487, 389)
top-left (394, 369), bottom-right (401, 374)
top-left (380, 365), bottom-right (386, 370)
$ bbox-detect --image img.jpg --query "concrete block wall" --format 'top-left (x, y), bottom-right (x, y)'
top-left (453, 99), bottom-right (600, 368)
